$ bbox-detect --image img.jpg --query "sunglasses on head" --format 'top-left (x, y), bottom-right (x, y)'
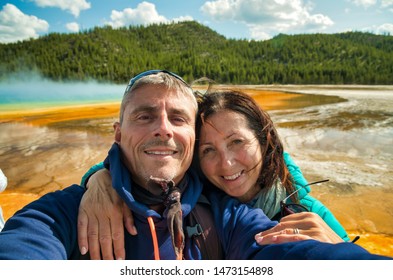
top-left (124, 69), bottom-right (189, 94)
top-left (280, 179), bottom-right (329, 218)
top-left (190, 77), bottom-right (216, 96)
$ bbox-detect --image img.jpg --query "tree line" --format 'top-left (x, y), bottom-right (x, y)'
top-left (1, 21), bottom-right (392, 85)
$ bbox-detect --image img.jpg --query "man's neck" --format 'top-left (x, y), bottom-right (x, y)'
top-left (149, 203), bottom-right (166, 214)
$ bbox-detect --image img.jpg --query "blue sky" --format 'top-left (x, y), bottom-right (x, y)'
top-left (1, 0), bottom-right (393, 43)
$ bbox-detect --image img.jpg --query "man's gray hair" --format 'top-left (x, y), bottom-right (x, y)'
top-left (119, 72), bottom-right (197, 124)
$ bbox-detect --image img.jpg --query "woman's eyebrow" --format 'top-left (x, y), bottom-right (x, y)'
top-left (225, 132), bottom-right (237, 140)
top-left (199, 132), bottom-right (237, 146)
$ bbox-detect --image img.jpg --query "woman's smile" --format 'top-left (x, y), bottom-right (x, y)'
top-left (222, 170), bottom-right (244, 181)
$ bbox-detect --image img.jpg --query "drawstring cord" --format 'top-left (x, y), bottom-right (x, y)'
top-left (147, 177), bottom-right (184, 260)
top-left (147, 216), bottom-right (183, 260)
top-left (147, 216), bottom-right (160, 260)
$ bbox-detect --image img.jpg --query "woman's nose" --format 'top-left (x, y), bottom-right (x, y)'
top-left (219, 151), bottom-right (234, 168)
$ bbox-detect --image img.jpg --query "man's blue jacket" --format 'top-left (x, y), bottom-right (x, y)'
top-left (209, 190), bottom-right (390, 260)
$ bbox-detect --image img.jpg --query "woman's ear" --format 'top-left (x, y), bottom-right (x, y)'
top-left (114, 122), bottom-right (121, 143)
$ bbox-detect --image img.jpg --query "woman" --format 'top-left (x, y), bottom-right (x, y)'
top-left (193, 90), bottom-right (348, 245)
top-left (78, 89), bottom-right (349, 259)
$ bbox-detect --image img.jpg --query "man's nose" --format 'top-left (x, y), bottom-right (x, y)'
top-left (154, 115), bottom-right (174, 140)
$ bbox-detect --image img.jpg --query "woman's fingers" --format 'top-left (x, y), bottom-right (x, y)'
top-left (255, 212), bottom-right (344, 244)
top-left (255, 232), bottom-right (312, 245)
top-left (77, 208), bottom-right (89, 255)
top-left (110, 206), bottom-right (126, 260)
top-left (86, 214), bottom-right (101, 259)
top-left (123, 203), bottom-right (137, 236)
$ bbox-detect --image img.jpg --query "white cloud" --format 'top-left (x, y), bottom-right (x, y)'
top-left (33, 0), bottom-right (91, 17)
top-left (201, 0), bottom-right (333, 40)
top-left (349, 0), bottom-right (377, 8)
top-left (66, 22), bottom-right (80, 32)
top-left (172, 15), bottom-right (194, 23)
top-left (107, 2), bottom-right (164, 28)
top-left (0, 4), bottom-right (49, 43)
top-left (107, 2), bottom-right (167, 28)
top-left (200, 0), bottom-right (235, 20)
top-left (375, 23), bottom-right (393, 34)
top-left (248, 26), bottom-right (271, 41)
top-left (106, 2), bottom-right (193, 28)
top-left (381, 0), bottom-right (393, 8)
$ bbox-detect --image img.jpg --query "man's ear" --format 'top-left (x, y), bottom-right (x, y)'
top-left (114, 122), bottom-right (121, 143)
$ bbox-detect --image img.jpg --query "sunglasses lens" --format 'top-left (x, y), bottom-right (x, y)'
top-left (281, 207), bottom-right (294, 217)
top-left (282, 204), bottom-right (309, 217)
top-left (191, 77), bottom-right (214, 95)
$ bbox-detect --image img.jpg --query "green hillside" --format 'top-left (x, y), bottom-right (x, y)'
top-left (1, 21), bottom-right (392, 84)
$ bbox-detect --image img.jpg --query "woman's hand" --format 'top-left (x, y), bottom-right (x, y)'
top-left (255, 212), bottom-right (344, 245)
top-left (77, 169), bottom-right (137, 260)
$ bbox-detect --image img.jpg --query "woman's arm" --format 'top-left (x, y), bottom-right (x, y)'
top-left (77, 168), bottom-right (136, 260)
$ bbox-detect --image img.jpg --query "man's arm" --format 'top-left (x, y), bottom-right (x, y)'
top-left (0, 185), bottom-right (84, 260)
top-left (208, 190), bottom-right (277, 259)
top-left (209, 190), bottom-right (391, 260)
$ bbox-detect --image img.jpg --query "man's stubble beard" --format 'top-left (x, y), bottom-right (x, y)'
top-left (140, 161), bottom-right (178, 195)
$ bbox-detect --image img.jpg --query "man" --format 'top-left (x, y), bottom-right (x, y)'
top-left (0, 70), bottom-right (389, 260)
top-left (0, 70), bottom-right (212, 259)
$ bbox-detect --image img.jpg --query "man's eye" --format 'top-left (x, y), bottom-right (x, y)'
top-left (171, 116), bottom-right (187, 124)
top-left (137, 114), bottom-right (152, 120)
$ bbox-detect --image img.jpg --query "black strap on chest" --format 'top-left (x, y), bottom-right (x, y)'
top-left (186, 194), bottom-right (224, 260)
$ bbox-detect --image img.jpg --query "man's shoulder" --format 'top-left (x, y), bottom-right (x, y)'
top-left (3, 184), bottom-right (84, 237)
top-left (19, 184), bottom-right (84, 217)
top-left (39, 184), bottom-right (84, 201)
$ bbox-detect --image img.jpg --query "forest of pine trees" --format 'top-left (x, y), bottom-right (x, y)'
top-left (1, 21), bottom-right (392, 85)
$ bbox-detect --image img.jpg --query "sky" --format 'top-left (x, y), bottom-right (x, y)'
top-left (0, 0), bottom-right (392, 43)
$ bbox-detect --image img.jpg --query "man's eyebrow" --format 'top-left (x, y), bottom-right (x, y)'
top-left (170, 108), bottom-right (193, 119)
top-left (130, 105), bottom-right (157, 115)
top-left (129, 105), bottom-right (193, 120)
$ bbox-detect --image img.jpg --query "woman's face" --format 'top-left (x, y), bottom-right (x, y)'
top-left (198, 110), bottom-right (263, 202)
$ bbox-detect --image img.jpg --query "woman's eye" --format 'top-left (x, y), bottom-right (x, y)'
top-left (201, 147), bottom-right (214, 155)
top-left (232, 139), bottom-right (243, 145)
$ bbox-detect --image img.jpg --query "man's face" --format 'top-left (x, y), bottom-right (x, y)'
top-left (114, 84), bottom-right (196, 191)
